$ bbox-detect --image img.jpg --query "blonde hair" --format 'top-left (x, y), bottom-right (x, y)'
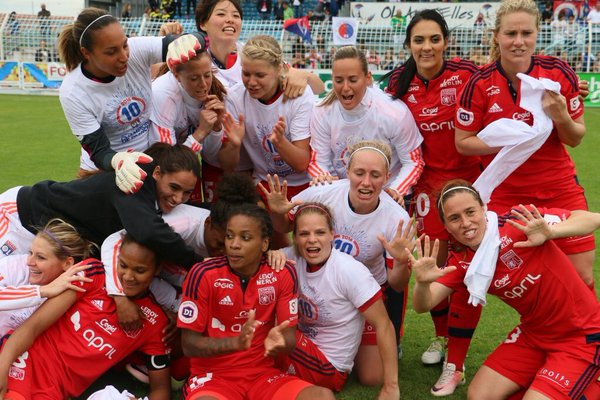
top-left (490, 0), bottom-right (540, 61)
top-left (242, 35), bottom-right (283, 69)
top-left (36, 218), bottom-right (97, 262)
top-left (346, 140), bottom-right (392, 172)
top-left (320, 46), bottom-right (370, 107)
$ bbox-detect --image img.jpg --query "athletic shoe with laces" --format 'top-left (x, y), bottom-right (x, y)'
top-left (126, 363), bottom-right (150, 384)
top-left (430, 362), bottom-right (466, 397)
top-left (421, 336), bottom-right (447, 365)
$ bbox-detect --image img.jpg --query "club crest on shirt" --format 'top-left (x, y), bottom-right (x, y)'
top-left (1, 240), bottom-right (16, 256)
top-left (258, 286), bottom-right (276, 305)
top-left (440, 88), bottom-right (456, 106)
top-left (500, 250), bottom-right (523, 270)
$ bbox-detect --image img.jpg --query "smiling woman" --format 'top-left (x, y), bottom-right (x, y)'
top-left (307, 46), bottom-right (423, 204)
top-left (0, 235), bottom-right (172, 400)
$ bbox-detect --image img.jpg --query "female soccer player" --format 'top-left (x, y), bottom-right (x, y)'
top-left (219, 35), bottom-right (314, 200)
top-left (454, 0), bottom-right (594, 288)
top-left (408, 180), bottom-right (600, 399)
top-left (278, 202), bottom-right (402, 399)
top-left (0, 235), bottom-right (171, 399)
top-left (261, 140), bottom-right (412, 387)
top-left (308, 46), bottom-right (424, 203)
top-left (0, 143), bottom-right (202, 269)
top-left (0, 219), bottom-right (94, 336)
top-left (177, 204), bottom-right (335, 400)
top-left (385, 9), bottom-right (483, 395)
top-left (194, 0), bottom-right (324, 200)
top-left (150, 38), bottom-right (228, 204)
top-left (58, 7), bottom-right (203, 192)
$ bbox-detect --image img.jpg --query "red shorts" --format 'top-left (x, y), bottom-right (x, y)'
top-left (183, 366), bottom-right (313, 400)
top-left (483, 325), bottom-right (600, 399)
top-left (278, 331), bottom-right (348, 392)
top-left (411, 188), bottom-right (449, 241)
top-left (487, 181), bottom-right (595, 255)
top-left (257, 181), bottom-right (309, 211)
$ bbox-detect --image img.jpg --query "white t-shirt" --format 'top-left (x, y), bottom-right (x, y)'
top-left (282, 247), bottom-right (380, 373)
top-left (309, 86), bottom-right (423, 196)
top-left (0, 254), bottom-right (44, 336)
top-left (149, 72), bottom-right (249, 169)
top-left (102, 204), bottom-right (210, 308)
top-left (211, 42), bottom-right (244, 89)
top-left (225, 82), bottom-right (314, 186)
top-left (291, 180), bottom-right (410, 285)
top-left (59, 37), bottom-right (162, 171)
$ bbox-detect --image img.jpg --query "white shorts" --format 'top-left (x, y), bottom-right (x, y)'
top-left (0, 187), bottom-right (35, 258)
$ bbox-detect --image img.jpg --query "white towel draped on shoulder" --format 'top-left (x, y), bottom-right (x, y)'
top-left (465, 74), bottom-right (560, 306)
top-left (473, 73), bottom-right (561, 204)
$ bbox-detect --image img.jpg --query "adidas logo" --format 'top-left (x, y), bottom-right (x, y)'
top-left (91, 299), bottom-right (104, 310)
top-left (407, 94), bottom-right (417, 103)
top-left (488, 103), bottom-right (503, 113)
top-left (219, 295), bottom-right (234, 306)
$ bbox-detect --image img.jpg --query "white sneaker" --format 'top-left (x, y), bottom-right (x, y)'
top-left (126, 363), bottom-right (149, 384)
top-left (430, 362), bottom-right (466, 397)
top-left (421, 336), bottom-right (446, 365)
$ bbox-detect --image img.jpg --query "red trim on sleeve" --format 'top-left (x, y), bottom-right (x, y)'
top-left (385, 257), bottom-right (394, 270)
top-left (358, 289), bottom-right (383, 313)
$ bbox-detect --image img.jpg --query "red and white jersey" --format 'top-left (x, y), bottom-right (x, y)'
top-left (387, 59), bottom-right (482, 189)
top-left (291, 180), bottom-right (410, 285)
top-left (10, 259), bottom-right (169, 398)
top-left (281, 247), bottom-right (381, 373)
top-left (0, 187), bottom-right (36, 260)
top-left (149, 72), bottom-right (251, 170)
top-left (0, 254), bottom-right (43, 336)
top-left (225, 82), bottom-right (313, 186)
top-left (211, 42), bottom-right (244, 89)
top-left (438, 207), bottom-right (600, 339)
top-left (308, 86), bottom-right (424, 196)
top-left (177, 256), bottom-right (299, 376)
top-left (59, 37), bottom-right (162, 171)
top-left (150, 72), bottom-right (206, 153)
top-left (455, 56), bottom-right (583, 195)
top-left (102, 204), bottom-right (210, 296)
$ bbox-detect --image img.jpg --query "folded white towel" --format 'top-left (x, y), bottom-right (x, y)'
top-left (473, 73), bottom-right (561, 204)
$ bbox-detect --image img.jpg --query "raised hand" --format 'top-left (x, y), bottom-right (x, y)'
top-left (257, 174), bottom-right (302, 215)
top-left (508, 204), bottom-right (552, 248)
top-left (378, 219), bottom-right (418, 263)
top-left (237, 309), bottom-right (259, 350)
top-left (268, 117), bottom-right (287, 147)
top-left (222, 113), bottom-right (245, 147)
top-left (264, 319), bottom-right (291, 357)
top-left (406, 236), bottom-right (455, 283)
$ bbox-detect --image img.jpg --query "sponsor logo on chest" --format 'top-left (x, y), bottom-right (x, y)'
top-left (440, 75), bottom-right (462, 87)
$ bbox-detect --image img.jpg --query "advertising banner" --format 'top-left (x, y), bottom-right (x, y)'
top-left (578, 72), bottom-right (600, 106)
top-left (22, 62), bottom-right (65, 89)
top-left (350, 2), bottom-right (499, 28)
top-left (0, 61), bottom-right (21, 88)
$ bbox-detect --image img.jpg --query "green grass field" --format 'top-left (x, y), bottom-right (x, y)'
top-left (0, 93), bottom-right (598, 399)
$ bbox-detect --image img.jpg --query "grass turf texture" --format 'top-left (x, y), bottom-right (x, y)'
top-left (0, 93), bottom-right (598, 399)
